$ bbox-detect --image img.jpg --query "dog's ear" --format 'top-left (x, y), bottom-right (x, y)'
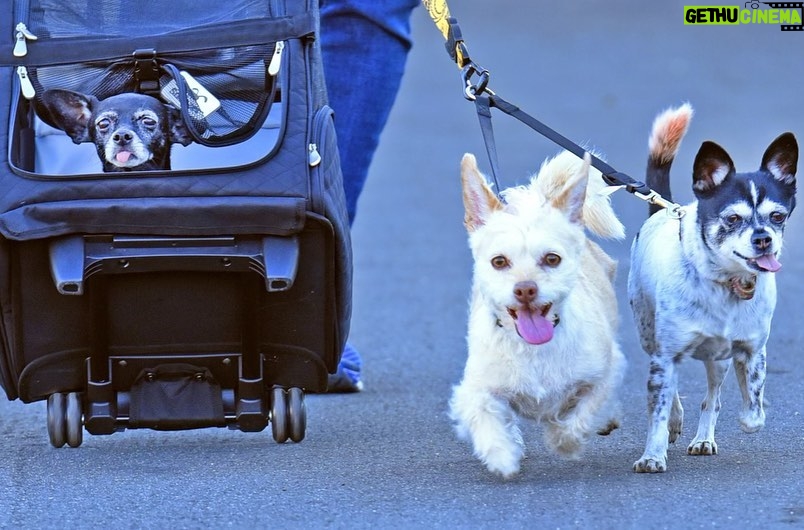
top-left (168, 106), bottom-right (194, 147)
top-left (692, 140), bottom-right (735, 197)
top-left (39, 89), bottom-right (98, 144)
top-left (550, 152), bottom-right (589, 225)
top-left (461, 153), bottom-right (502, 232)
top-left (760, 132), bottom-right (797, 186)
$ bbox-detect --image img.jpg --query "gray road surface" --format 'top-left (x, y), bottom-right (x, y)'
top-left (2, 1), bottom-right (804, 528)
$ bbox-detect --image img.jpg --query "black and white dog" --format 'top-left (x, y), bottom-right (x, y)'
top-left (628, 103), bottom-right (797, 473)
top-left (40, 89), bottom-right (192, 172)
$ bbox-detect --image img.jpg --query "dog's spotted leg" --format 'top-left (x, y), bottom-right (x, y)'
top-left (733, 347), bottom-right (766, 434)
top-left (449, 384), bottom-right (524, 479)
top-left (688, 359), bottom-right (730, 455)
top-left (634, 355), bottom-right (678, 473)
top-left (668, 391), bottom-right (683, 443)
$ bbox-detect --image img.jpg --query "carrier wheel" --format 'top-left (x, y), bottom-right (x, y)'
top-left (65, 392), bottom-right (83, 448)
top-left (47, 393), bottom-right (66, 448)
top-left (287, 387), bottom-right (306, 443)
top-left (271, 387), bottom-right (289, 443)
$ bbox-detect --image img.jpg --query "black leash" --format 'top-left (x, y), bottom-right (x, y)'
top-left (425, 3), bottom-right (684, 217)
top-left (473, 93), bottom-right (649, 196)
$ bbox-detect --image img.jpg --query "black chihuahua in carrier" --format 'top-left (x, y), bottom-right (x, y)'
top-left (40, 89), bottom-right (193, 172)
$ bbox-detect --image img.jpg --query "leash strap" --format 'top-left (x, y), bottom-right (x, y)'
top-left (473, 95), bottom-right (504, 194)
top-left (422, 0), bottom-right (467, 67)
top-left (486, 94), bottom-right (649, 194)
top-left (485, 94), bottom-right (684, 215)
top-left (421, 0), bottom-right (685, 217)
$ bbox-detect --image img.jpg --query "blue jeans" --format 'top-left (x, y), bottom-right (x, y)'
top-left (320, 0), bottom-right (418, 388)
top-left (320, 0), bottom-right (419, 224)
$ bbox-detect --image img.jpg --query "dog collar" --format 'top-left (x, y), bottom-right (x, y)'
top-left (720, 274), bottom-right (757, 300)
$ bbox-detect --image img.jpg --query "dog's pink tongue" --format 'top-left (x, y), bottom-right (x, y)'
top-left (515, 308), bottom-right (554, 345)
top-left (756, 254), bottom-right (781, 272)
top-left (116, 151), bottom-right (132, 163)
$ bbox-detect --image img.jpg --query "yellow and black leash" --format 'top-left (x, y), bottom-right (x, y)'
top-left (420, 0), bottom-right (684, 217)
top-left (421, 0), bottom-right (490, 98)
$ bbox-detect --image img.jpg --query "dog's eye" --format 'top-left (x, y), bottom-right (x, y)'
top-left (140, 117), bottom-right (157, 128)
top-left (770, 212), bottom-right (787, 224)
top-left (543, 253), bottom-right (561, 267)
top-left (490, 256), bottom-right (510, 269)
top-left (96, 118), bottom-right (111, 132)
top-left (724, 214), bottom-right (742, 225)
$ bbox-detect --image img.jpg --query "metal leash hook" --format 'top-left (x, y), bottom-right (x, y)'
top-left (462, 64), bottom-right (492, 101)
top-left (601, 186), bottom-right (685, 219)
top-left (439, 14), bottom-right (494, 101)
top-left (634, 190), bottom-right (686, 219)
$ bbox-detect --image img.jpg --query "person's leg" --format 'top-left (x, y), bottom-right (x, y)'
top-left (320, 0), bottom-right (418, 391)
top-left (320, 0), bottom-right (417, 224)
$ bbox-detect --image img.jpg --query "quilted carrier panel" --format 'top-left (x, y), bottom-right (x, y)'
top-left (0, 0), bottom-right (352, 442)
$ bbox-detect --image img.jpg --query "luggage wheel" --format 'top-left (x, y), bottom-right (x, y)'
top-left (270, 386), bottom-right (306, 444)
top-left (47, 392), bottom-right (83, 448)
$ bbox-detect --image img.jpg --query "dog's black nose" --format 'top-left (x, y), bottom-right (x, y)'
top-left (751, 230), bottom-right (772, 251)
top-left (112, 129), bottom-right (134, 145)
top-left (514, 281), bottom-right (538, 304)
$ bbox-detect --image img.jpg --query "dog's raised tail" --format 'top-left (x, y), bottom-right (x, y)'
top-left (646, 103), bottom-right (693, 216)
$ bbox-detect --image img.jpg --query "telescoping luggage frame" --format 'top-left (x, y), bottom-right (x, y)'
top-left (0, 0), bottom-right (352, 446)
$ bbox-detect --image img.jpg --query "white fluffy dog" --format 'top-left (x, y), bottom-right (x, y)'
top-left (449, 151), bottom-right (626, 478)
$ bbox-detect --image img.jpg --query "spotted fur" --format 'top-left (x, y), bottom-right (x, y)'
top-left (628, 104), bottom-right (798, 473)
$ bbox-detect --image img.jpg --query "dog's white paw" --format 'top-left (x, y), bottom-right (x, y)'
top-left (633, 455), bottom-right (667, 473)
top-left (482, 448), bottom-right (522, 479)
top-left (544, 422), bottom-right (589, 459)
top-left (551, 435), bottom-right (584, 459)
top-left (596, 418), bottom-right (620, 436)
top-left (687, 439), bottom-right (718, 455)
top-left (739, 409), bottom-right (765, 433)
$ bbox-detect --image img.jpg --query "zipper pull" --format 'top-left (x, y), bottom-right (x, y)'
top-left (268, 41), bottom-right (285, 76)
top-left (308, 143), bottom-right (322, 167)
top-left (14, 22), bottom-right (38, 57)
top-left (17, 66), bottom-right (36, 99)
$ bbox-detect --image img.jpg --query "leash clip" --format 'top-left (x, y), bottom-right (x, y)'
top-left (634, 190), bottom-right (686, 219)
top-left (133, 48), bottom-right (160, 95)
top-left (444, 16), bottom-right (469, 67)
top-left (462, 63), bottom-right (492, 101)
top-left (602, 184), bottom-right (686, 219)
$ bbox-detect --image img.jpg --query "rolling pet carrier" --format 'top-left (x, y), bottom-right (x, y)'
top-left (0, 0), bottom-right (351, 446)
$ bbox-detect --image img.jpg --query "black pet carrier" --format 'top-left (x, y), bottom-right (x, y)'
top-left (0, 0), bottom-right (352, 446)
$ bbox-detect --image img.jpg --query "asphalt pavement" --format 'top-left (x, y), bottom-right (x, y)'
top-left (2, 1), bottom-right (804, 528)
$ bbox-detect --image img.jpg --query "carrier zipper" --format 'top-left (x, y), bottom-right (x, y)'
top-left (308, 143), bottom-right (322, 167)
top-left (268, 41), bottom-right (285, 76)
top-left (16, 66), bottom-right (36, 99)
top-left (13, 22), bottom-right (38, 57)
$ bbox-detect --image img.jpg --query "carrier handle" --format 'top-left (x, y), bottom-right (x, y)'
top-left (49, 235), bottom-right (299, 295)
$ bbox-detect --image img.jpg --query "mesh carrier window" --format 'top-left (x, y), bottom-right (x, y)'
top-left (14, 0), bottom-right (285, 175)
top-left (27, 0), bottom-right (274, 37)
